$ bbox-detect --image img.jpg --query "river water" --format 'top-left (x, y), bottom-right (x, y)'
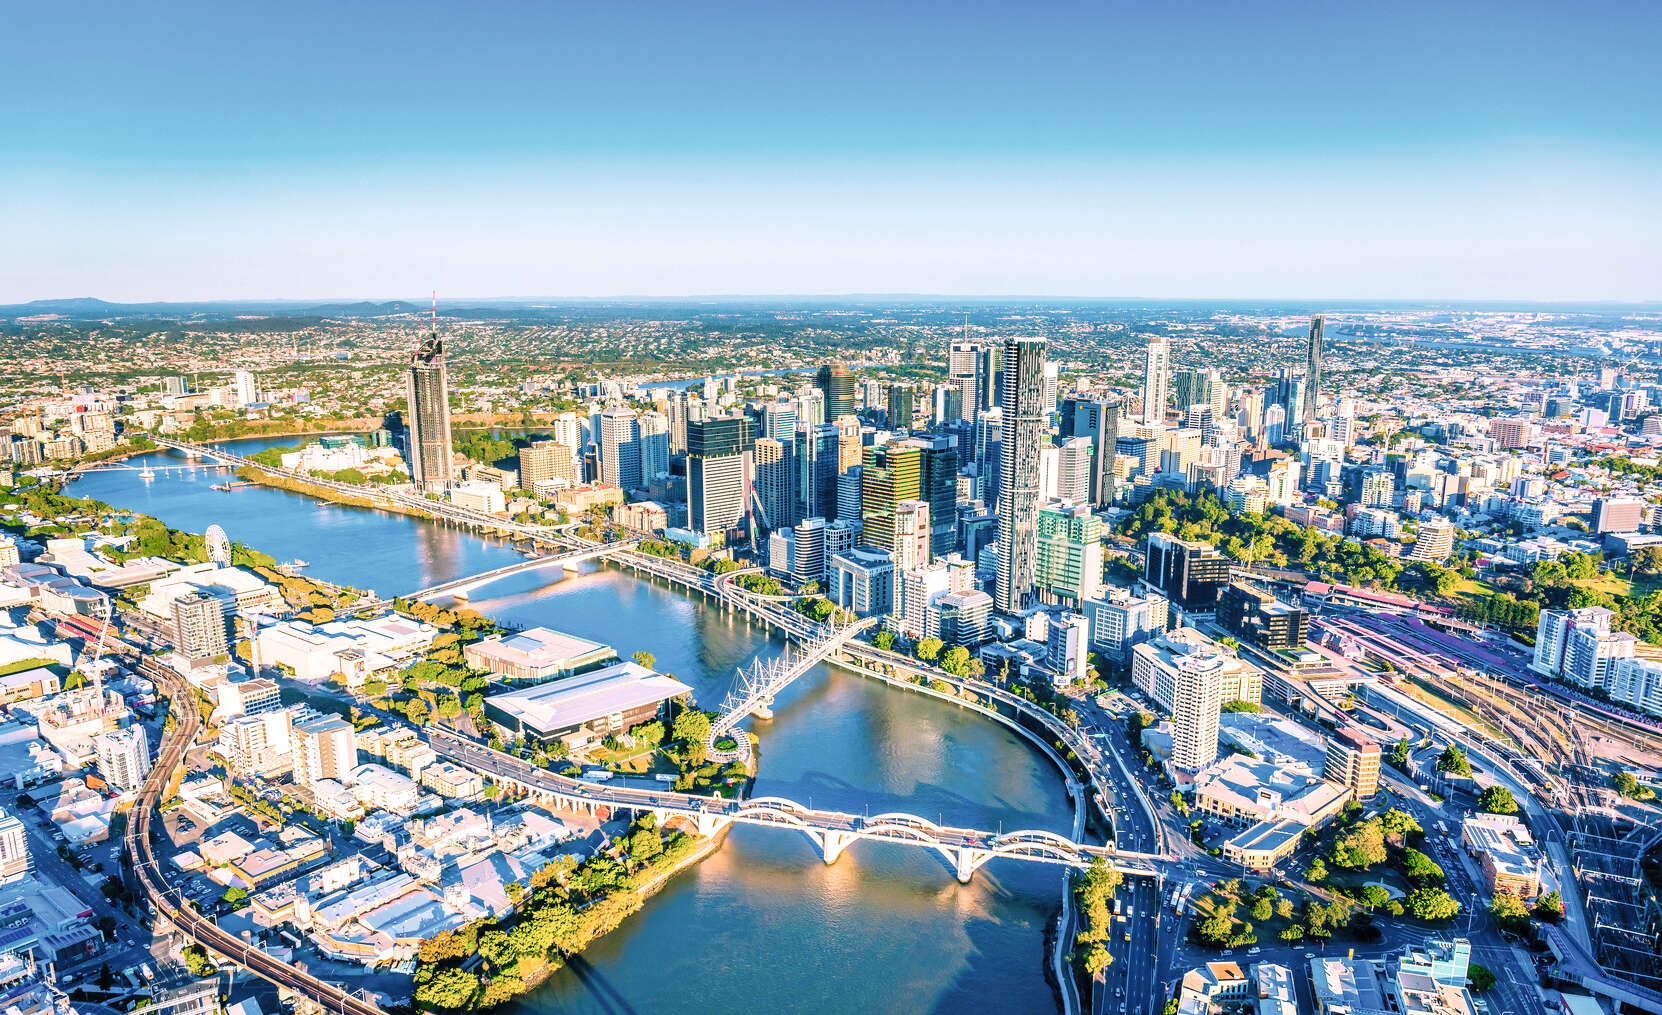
top-left (70, 437), bottom-right (1074, 1015)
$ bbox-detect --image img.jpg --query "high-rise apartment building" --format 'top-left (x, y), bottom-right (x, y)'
top-left (754, 438), bottom-right (793, 531)
top-left (892, 500), bottom-right (932, 572)
top-left (1034, 501), bottom-right (1102, 606)
top-left (232, 369), bottom-right (257, 407)
top-left (687, 417), bottom-right (755, 542)
top-left (997, 337), bottom-right (1047, 613)
top-left (638, 411), bottom-right (670, 483)
top-left (292, 714), bottom-right (357, 788)
top-left (172, 591), bottom-right (231, 662)
top-left (1132, 632), bottom-right (1227, 770)
top-left (404, 331), bottom-right (454, 491)
top-left (815, 362), bottom-right (855, 420)
top-left (1325, 725), bottom-right (1381, 801)
top-left (599, 407), bottom-right (642, 490)
top-left (948, 341), bottom-right (997, 421)
top-left (519, 440), bottom-right (577, 489)
top-left (1141, 335), bottom-right (1170, 425)
top-left (94, 724), bottom-right (151, 794)
top-left (1303, 315), bottom-right (1325, 424)
top-left (1409, 518), bottom-right (1455, 561)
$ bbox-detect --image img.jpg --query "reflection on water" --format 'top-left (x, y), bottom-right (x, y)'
top-left (74, 436), bottom-right (1070, 1015)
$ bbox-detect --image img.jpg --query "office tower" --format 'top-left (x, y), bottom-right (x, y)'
top-left (860, 441), bottom-right (921, 555)
top-left (830, 547), bottom-right (896, 616)
top-left (834, 415), bottom-right (863, 472)
top-left (1593, 496), bottom-right (1646, 533)
top-left (638, 411), bottom-right (670, 483)
top-left (798, 388), bottom-right (827, 429)
top-left (932, 383), bottom-right (963, 425)
top-left (599, 407), bottom-right (642, 490)
top-left (1042, 362), bottom-right (1060, 420)
top-left (836, 466), bottom-right (863, 524)
top-left (1409, 518), bottom-right (1455, 561)
top-left (292, 714), bottom-right (357, 788)
top-left (1171, 368), bottom-right (1214, 417)
top-left (1083, 588), bottom-right (1168, 661)
top-left (1055, 436), bottom-right (1092, 504)
top-left (1035, 500), bottom-right (1103, 606)
top-left (1141, 335), bottom-right (1170, 425)
top-left (1217, 582), bottom-right (1308, 651)
top-left (1325, 726), bottom-right (1381, 801)
top-left (886, 384), bottom-right (915, 431)
top-left (937, 589), bottom-right (994, 647)
top-left (94, 725), bottom-right (151, 794)
top-left (550, 411), bottom-right (585, 467)
top-left (687, 417), bottom-right (754, 541)
top-left (754, 438), bottom-right (793, 531)
top-left (799, 423), bottom-right (841, 521)
top-left (1303, 315), bottom-right (1324, 424)
top-left (171, 591), bottom-right (231, 662)
top-left (1144, 532), bottom-right (1229, 612)
top-left (519, 440), bottom-right (576, 489)
top-left (997, 336), bottom-right (1047, 613)
top-left (232, 369), bottom-right (257, 407)
top-left (1059, 397), bottom-right (1121, 508)
top-left (948, 341), bottom-right (994, 421)
top-left (816, 362), bottom-right (855, 420)
top-left (405, 330), bottom-right (454, 491)
top-left (912, 434), bottom-right (960, 558)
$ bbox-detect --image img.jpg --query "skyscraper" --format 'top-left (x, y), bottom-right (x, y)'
top-left (599, 407), bottom-right (642, 490)
top-left (886, 383), bottom-right (915, 431)
top-left (948, 341), bottom-right (991, 421)
top-left (94, 725), bottom-right (151, 794)
top-left (172, 591), bottom-right (231, 663)
top-left (815, 362), bottom-right (855, 420)
top-left (638, 411), bottom-right (670, 483)
top-left (405, 330), bottom-right (454, 491)
top-left (754, 438), bottom-right (793, 530)
top-left (997, 336), bottom-right (1047, 613)
top-left (1141, 335), bottom-right (1169, 425)
top-left (860, 441), bottom-right (921, 555)
top-left (1303, 315), bottom-right (1325, 424)
top-left (688, 417), bottom-right (755, 542)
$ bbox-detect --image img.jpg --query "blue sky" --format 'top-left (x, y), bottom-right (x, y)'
top-left (3, 1), bottom-right (1658, 302)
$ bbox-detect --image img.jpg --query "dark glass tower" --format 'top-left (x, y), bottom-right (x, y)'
top-left (997, 336), bottom-right (1047, 613)
top-left (815, 362), bottom-right (856, 420)
top-left (1303, 315), bottom-right (1325, 424)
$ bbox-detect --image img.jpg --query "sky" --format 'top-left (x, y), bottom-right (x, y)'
top-left (3, 0), bottom-right (1659, 303)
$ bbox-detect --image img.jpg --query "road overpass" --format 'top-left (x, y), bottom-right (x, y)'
top-left (427, 728), bottom-right (1162, 882)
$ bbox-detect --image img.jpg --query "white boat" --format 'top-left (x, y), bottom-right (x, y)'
top-left (139, 468), bottom-right (156, 480)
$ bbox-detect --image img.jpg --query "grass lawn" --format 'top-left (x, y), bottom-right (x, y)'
top-left (1188, 881), bottom-right (1309, 947)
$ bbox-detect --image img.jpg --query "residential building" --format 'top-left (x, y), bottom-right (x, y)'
top-left (1303, 315), bottom-right (1324, 423)
top-left (599, 407), bottom-right (642, 491)
top-left (1409, 519), bottom-right (1455, 562)
top-left (405, 330), bottom-right (453, 491)
top-left (171, 591), bottom-right (231, 663)
top-left (93, 724), bottom-right (150, 794)
top-left (997, 336), bottom-right (1047, 612)
top-left (1141, 335), bottom-right (1169, 425)
top-left (1324, 725), bottom-right (1381, 801)
top-left (519, 440), bottom-right (576, 489)
top-left (0, 809), bottom-right (29, 883)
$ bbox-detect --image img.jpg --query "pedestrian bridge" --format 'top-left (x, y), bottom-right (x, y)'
top-left (705, 614), bottom-right (883, 761)
top-left (429, 729), bottom-right (1163, 882)
top-left (409, 538), bottom-right (642, 601)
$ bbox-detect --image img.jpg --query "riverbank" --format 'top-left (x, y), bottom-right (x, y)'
top-left (232, 464), bottom-right (440, 522)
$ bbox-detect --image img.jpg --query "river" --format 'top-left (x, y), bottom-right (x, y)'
top-left (69, 437), bottom-right (1075, 1015)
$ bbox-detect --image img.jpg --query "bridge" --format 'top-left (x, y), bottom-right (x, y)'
top-left (706, 614), bottom-right (884, 761)
top-left (429, 728), bottom-right (1162, 883)
top-left (407, 537), bottom-right (643, 601)
top-left (145, 435), bottom-right (568, 540)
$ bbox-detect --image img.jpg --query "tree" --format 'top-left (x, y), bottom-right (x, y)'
top-left (1478, 785), bottom-right (1518, 814)
top-left (1633, 545), bottom-right (1662, 575)
top-left (1490, 892), bottom-right (1531, 933)
top-left (1406, 886), bottom-right (1460, 922)
top-left (1082, 941), bottom-right (1113, 974)
top-left (631, 651), bottom-right (656, 669)
top-left (672, 709), bottom-right (711, 746)
top-left (1612, 771), bottom-right (1644, 798)
top-left (1534, 891), bottom-right (1565, 922)
top-left (1399, 848), bottom-right (1444, 885)
top-left (1388, 738), bottom-right (1411, 767)
top-left (1468, 964), bottom-right (1496, 993)
top-left (1436, 745), bottom-right (1472, 777)
top-left (872, 629), bottom-right (896, 651)
top-left (1305, 857), bottom-right (1328, 883)
top-left (405, 698), bottom-right (430, 726)
top-left (1250, 896), bottom-right (1273, 922)
top-left (915, 637), bottom-right (944, 663)
top-left (1332, 819), bottom-right (1388, 869)
top-left (940, 645), bottom-right (972, 677)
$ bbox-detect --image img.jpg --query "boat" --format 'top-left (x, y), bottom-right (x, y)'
top-left (275, 559), bottom-right (310, 574)
top-left (139, 467), bottom-right (155, 480)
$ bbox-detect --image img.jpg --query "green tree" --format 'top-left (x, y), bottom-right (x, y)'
top-left (1406, 886), bottom-right (1460, 921)
top-left (872, 629), bottom-right (896, 651)
top-left (1082, 941), bottom-right (1113, 974)
top-left (405, 698), bottom-right (431, 726)
top-left (1436, 745), bottom-right (1472, 777)
top-left (915, 637), bottom-right (944, 662)
top-left (1478, 785), bottom-right (1518, 814)
top-left (672, 709), bottom-right (712, 746)
top-left (1305, 857), bottom-right (1328, 883)
top-left (1534, 891), bottom-right (1565, 922)
top-left (631, 650), bottom-right (656, 669)
top-left (1612, 771), bottom-right (1644, 798)
top-left (1388, 738), bottom-right (1411, 767)
top-left (1490, 892), bottom-right (1530, 933)
top-left (1468, 964), bottom-right (1496, 993)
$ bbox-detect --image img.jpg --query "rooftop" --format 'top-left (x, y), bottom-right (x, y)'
top-left (485, 661), bottom-right (691, 736)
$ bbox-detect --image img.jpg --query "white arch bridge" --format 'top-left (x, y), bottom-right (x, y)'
top-left (431, 729), bottom-right (1163, 883)
top-left (407, 537), bottom-right (642, 601)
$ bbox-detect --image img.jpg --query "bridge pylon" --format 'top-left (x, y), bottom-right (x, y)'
top-left (821, 829), bottom-right (857, 865)
top-left (953, 847), bottom-right (993, 883)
